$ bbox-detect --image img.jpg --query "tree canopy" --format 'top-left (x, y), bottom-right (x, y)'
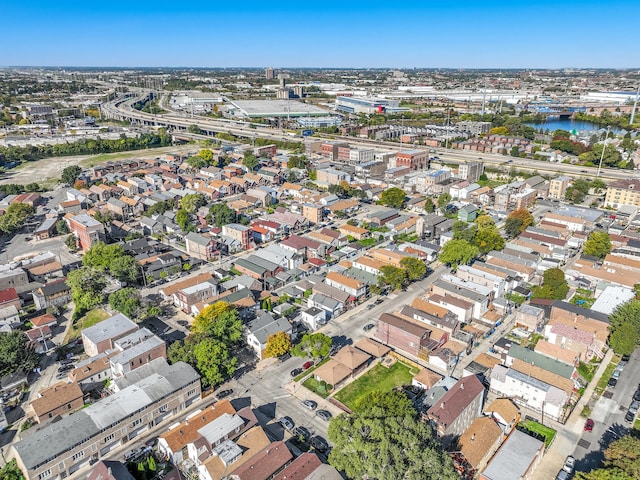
top-left (208, 202), bottom-right (237, 228)
top-left (82, 241), bottom-right (139, 284)
top-left (108, 287), bottom-right (142, 318)
top-left (399, 257), bottom-right (427, 281)
top-left (438, 239), bottom-right (479, 271)
top-left (576, 435), bottom-right (640, 480)
top-left (0, 331), bottom-right (39, 377)
top-left (328, 398), bottom-right (457, 480)
top-left (583, 230), bottom-right (612, 259)
top-left (66, 266), bottom-right (107, 316)
top-left (0, 202), bottom-right (34, 235)
top-left (0, 459), bottom-right (26, 480)
top-left (437, 192), bottom-right (451, 210)
top-left (61, 165), bottom-right (82, 185)
top-left (180, 193), bottom-right (208, 214)
top-left (292, 332), bottom-right (332, 359)
top-left (263, 332), bottom-right (292, 358)
top-left (424, 198), bottom-right (435, 213)
top-left (380, 187), bottom-right (407, 209)
top-left (504, 207), bottom-right (534, 237)
top-left (608, 300), bottom-right (640, 355)
top-left (532, 267), bottom-right (569, 300)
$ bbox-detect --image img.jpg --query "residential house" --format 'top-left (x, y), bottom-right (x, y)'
top-left (479, 429), bottom-right (544, 480)
top-left (28, 381), bottom-right (84, 424)
top-left (87, 461), bottom-right (135, 480)
top-left (0, 266), bottom-right (28, 291)
top-left (81, 313), bottom-right (139, 357)
top-left (0, 305), bottom-right (20, 333)
top-left (185, 232), bottom-right (217, 260)
top-left (245, 312), bottom-right (293, 360)
top-left (514, 305), bottom-right (544, 332)
top-left (32, 279), bottom-right (71, 311)
top-left (67, 213), bottom-right (106, 251)
top-left (68, 352), bottom-right (115, 390)
top-left (10, 359), bottom-right (201, 480)
top-left (222, 224), bottom-right (252, 250)
top-left (0, 288), bottom-right (21, 311)
top-left (325, 271), bottom-right (366, 300)
top-left (300, 306), bottom-right (327, 331)
top-left (375, 313), bottom-right (433, 358)
top-left (426, 374), bottom-right (485, 447)
top-left (174, 280), bottom-right (219, 313)
top-left (109, 328), bottom-right (167, 378)
top-left (456, 416), bottom-right (503, 476)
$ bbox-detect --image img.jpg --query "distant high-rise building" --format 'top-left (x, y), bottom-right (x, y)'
top-left (265, 67), bottom-right (274, 80)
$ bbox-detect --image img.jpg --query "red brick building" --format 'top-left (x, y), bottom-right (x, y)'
top-left (375, 313), bottom-right (432, 357)
top-left (67, 213), bottom-right (106, 251)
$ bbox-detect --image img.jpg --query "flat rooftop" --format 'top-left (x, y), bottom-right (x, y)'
top-left (230, 99), bottom-right (331, 118)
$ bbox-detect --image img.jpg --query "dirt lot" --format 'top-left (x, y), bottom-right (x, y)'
top-left (0, 144), bottom-right (198, 186)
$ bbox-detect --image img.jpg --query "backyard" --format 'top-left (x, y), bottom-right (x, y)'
top-left (518, 419), bottom-right (557, 448)
top-left (64, 308), bottom-right (111, 344)
top-left (334, 361), bottom-right (415, 410)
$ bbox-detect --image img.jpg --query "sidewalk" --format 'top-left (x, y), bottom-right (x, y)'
top-left (531, 348), bottom-right (615, 480)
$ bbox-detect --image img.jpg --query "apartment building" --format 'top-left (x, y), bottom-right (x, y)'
top-left (548, 176), bottom-right (571, 200)
top-left (605, 179), bottom-right (640, 208)
top-left (10, 359), bottom-right (201, 480)
top-left (67, 213), bottom-right (106, 251)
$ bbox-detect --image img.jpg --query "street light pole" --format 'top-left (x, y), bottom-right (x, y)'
top-left (596, 126), bottom-right (611, 178)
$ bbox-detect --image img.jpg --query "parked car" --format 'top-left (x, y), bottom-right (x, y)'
top-left (363, 323), bottom-right (375, 331)
top-left (302, 361), bottom-right (314, 370)
top-left (563, 456), bottom-right (575, 474)
top-left (584, 418), bottom-right (594, 432)
top-left (633, 388), bottom-right (640, 402)
top-left (301, 400), bottom-right (317, 410)
top-left (608, 377), bottom-right (618, 388)
top-left (280, 352), bottom-right (291, 362)
top-left (556, 469), bottom-right (570, 480)
top-left (310, 436), bottom-right (329, 452)
top-left (290, 368), bottom-right (303, 377)
top-left (366, 304), bottom-right (375, 310)
top-left (215, 389), bottom-right (233, 400)
top-left (625, 410), bottom-right (635, 423)
top-left (58, 364), bottom-right (74, 373)
top-left (630, 400), bottom-right (640, 415)
top-left (278, 416), bottom-right (295, 431)
top-left (316, 410), bottom-right (332, 421)
top-left (612, 369), bottom-right (621, 379)
top-left (293, 426), bottom-right (311, 442)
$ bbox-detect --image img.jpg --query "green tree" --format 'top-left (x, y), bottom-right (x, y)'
top-left (575, 468), bottom-right (634, 480)
top-left (504, 207), bottom-right (533, 237)
top-left (400, 257), bottom-right (427, 281)
top-left (56, 219), bottom-right (70, 235)
top-left (474, 226), bottom-right (505, 254)
top-left (424, 197), bottom-right (435, 213)
top-left (198, 149), bottom-right (214, 163)
top-left (328, 411), bottom-right (457, 480)
top-left (0, 202), bottom-right (35, 234)
top-left (82, 242), bottom-right (125, 271)
top-left (61, 165), bottom-right (82, 185)
top-left (65, 234), bottom-right (78, 251)
top-left (175, 208), bottom-right (194, 232)
top-left (380, 265), bottom-right (409, 291)
top-left (565, 178), bottom-right (592, 203)
top-left (452, 221), bottom-right (478, 243)
top-left (353, 389), bottom-right (415, 418)
top-left (66, 267), bottom-right (107, 315)
top-left (263, 332), bottom-right (292, 358)
top-left (0, 459), bottom-right (26, 480)
top-left (532, 267), bottom-right (569, 300)
top-left (188, 124), bottom-right (201, 134)
top-left (180, 193), bottom-right (207, 214)
top-left (0, 331), bottom-right (39, 377)
top-left (590, 178), bottom-right (607, 194)
top-left (108, 287), bottom-right (142, 318)
top-left (603, 435), bottom-right (640, 478)
top-left (437, 192), bottom-right (452, 210)
top-left (208, 202), bottom-right (237, 227)
top-left (292, 332), bottom-right (332, 359)
top-left (243, 151), bottom-right (260, 171)
top-left (438, 239), bottom-right (479, 271)
top-left (608, 300), bottom-right (640, 355)
top-left (191, 302), bottom-right (243, 343)
top-left (583, 230), bottom-right (612, 259)
top-left (193, 338), bottom-right (237, 388)
top-left (109, 255), bottom-right (139, 284)
top-left (380, 187), bottom-right (406, 209)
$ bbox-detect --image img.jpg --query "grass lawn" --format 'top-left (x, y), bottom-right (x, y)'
top-left (64, 308), bottom-right (111, 344)
top-left (477, 179), bottom-right (507, 188)
top-left (518, 420), bottom-right (556, 448)
top-left (357, 238), bottom-right (377, 249)
top-left (334, 362), bottom-right (414, 410)
top-left (303, 376), bottom-right (331, 398)
top-left (595, 355), bottom-right (621, 398)
top-left (577, 362), bottom-right (598, 382)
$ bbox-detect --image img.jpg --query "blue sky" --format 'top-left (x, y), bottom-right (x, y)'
top-left (3, 1), bottom-right (639, 68)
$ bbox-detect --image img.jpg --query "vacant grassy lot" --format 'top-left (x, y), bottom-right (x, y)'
top-left (64, 308), bottom-right (111, 344)
top-left (334, 362), bottom-right (414, 410)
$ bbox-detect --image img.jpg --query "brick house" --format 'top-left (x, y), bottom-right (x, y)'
top-left (375, 313), bottom-right (432, 358)
top-left (28, 381), bottom-right (84, 424)
top-left (67, 213), bottom-right (106, 251)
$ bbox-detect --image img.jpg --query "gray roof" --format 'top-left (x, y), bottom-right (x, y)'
top-left (551, 300), bottom-right (609, 324)
top-left (82, 313), bottom-right (137, 346)
top-left (432, 278), bottom-right (488, 304)
top-left (185, 232), bottom-right (213, 246)
top-left (12, 359), bottom-right (199, 470)
top-left (480, 429), bottom-right (544, 480)
top-left (507, 344), bottom-right (574, 379)
top-left (110, 336), bottom-right (165, 366)
top-left (247, 312), bottom-right (292, 344)
top-left (399, 305), bottom-right (458, 332)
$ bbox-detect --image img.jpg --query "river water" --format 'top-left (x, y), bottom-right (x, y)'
top-left (525, 118), bottom-right (613, 133)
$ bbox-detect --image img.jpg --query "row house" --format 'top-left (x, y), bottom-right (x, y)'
top-left (32, 279), bottom-right (71, 311)
top-left (174, 280), bottom-right (219, 313)
top-left (11, 359), bottom-right (201, 480)
top-left (325, 271), bottom-right (366, 300)
top-left (109, 328), bottom-right (167, 378)
top-left (81, 313), bottom-right (139, 357)
top-left (430, 278), bottom-right (490, 321)
top-left (375, 313), bottom-right (434, 358)
top-left (185, 232), bottom-right (218, 260)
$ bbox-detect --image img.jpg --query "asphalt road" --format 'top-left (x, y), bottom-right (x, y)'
top-left (572, 351), bottom-right (640, 474)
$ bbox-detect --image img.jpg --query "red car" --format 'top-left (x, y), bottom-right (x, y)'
top-left (584, 419), bottom-right (594, 432)
top-left (302, 361), bottom-right (314, 370)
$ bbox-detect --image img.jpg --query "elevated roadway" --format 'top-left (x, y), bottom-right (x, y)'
top-left (102, 92), bottom-right (636, 182)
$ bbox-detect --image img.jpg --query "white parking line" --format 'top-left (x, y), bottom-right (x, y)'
top-left (273, 394), bottom-right (292, 400)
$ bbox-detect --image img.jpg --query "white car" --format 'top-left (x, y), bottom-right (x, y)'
top-left (563, 455), bottom-right (575, 474)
